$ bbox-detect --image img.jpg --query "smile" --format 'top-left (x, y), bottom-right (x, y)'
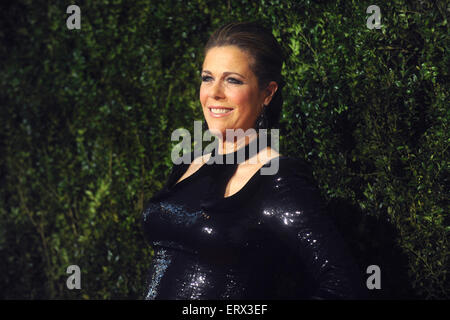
top-left (208, 107), bottom-right (234, 118)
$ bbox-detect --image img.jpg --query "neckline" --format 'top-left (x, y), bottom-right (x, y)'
top-left (171, 133), bottom-right (263, 190)
top-left (220, 155), bottom-right (284, 201)
top-left (208, 134), bottom-right (261, 165)
top-left (170, 154), bottom-right (285, 201)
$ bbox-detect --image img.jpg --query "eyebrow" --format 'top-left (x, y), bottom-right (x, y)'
top-left (201, 70), bottom-right (246, 79)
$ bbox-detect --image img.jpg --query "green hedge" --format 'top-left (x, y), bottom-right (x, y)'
top-left (0, 0), bottom-right (448, 299)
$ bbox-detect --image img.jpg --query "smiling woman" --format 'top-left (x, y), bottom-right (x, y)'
top-left (141, 21), bottom-right (366, 300)
top-left (200, 45), bottom-right (277, 138)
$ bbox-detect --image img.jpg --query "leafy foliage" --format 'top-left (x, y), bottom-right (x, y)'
top-left (0, 0), bottom-right (448, 299)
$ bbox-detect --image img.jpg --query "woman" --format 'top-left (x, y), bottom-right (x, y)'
top-left (142, 21), bottom-right (365, 299)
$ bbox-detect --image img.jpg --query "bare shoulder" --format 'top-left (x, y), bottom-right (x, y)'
top-left (224, 147), bottom-right (281, 197)
top-left (176, 152), bottom-right (212, 184)
top-left (232, 147), bottom-right (281, 179)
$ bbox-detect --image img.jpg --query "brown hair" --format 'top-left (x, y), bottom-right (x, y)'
top-left (204, 21), bottom-right (285, 129)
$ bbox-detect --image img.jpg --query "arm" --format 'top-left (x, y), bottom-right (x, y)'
top-left (260, 158), bottom-right (366, 299)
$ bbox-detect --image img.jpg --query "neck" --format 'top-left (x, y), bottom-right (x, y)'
top-left (217, 130), bottom-right (258, 155)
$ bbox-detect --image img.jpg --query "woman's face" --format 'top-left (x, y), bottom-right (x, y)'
top-left (200, 45), bottom-right (276, 138)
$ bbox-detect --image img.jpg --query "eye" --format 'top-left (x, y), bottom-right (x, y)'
top-left (201, 75), bottom-right (212, 82)
top-left (227, 77), bottom-right (243, 84)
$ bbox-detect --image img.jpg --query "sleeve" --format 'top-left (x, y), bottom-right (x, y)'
top-left (260, 158), bottom-right (366, 299)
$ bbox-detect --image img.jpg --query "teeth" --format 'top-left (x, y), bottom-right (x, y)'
top-left (211, 108), bottom-right (232, 114)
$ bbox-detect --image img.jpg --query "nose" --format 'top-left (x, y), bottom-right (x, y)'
top-left (208, 80), bottom-right (225, 100)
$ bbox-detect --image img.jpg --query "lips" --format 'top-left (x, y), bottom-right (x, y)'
top-left (208, 106), bottom-right (234, 118)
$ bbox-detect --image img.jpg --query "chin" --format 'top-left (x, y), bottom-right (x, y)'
top-left (205, 119), bottom-right (225, 131)
top-left (206, 125), bottom-right (226, 137)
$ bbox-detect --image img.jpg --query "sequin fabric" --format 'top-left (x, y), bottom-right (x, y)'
top-left (142, 155), bottom-right (365, 300)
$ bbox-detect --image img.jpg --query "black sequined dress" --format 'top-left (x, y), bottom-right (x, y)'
top-left (142, 138), bottom-right (365, 300)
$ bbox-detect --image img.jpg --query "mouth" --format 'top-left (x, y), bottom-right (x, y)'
top-left (208, 106), bottom-right (234, 118)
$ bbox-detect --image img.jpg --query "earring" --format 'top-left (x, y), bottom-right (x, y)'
top-left (256, 104), bottom-right (268, 129)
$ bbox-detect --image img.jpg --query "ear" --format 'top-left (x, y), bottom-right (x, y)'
top-left (262, 81), bottom-right (278, 106)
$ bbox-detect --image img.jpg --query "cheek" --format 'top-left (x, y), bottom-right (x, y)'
top-left (199, 86), bottom-right (207, 106)
top-left (232, 89), bottom-right (259, 119)
top-left (229, 88), bottom-right (254, 109)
